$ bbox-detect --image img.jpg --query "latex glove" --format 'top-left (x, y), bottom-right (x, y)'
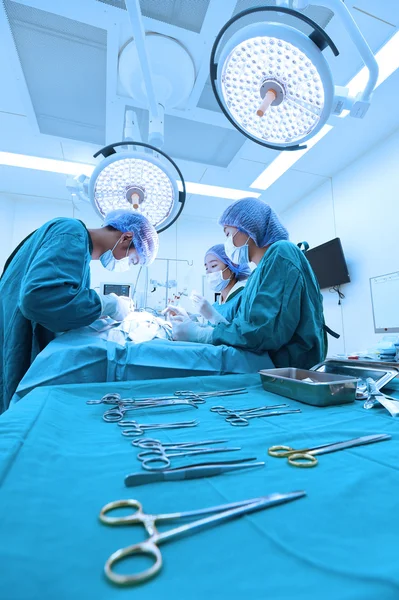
top-left (171, 317), bottom-right (213, 344)
top-left (190, 293), bottom-right (228, 325)
top-left (98, 293), bottom-right (134, 322)
top-left (162, 305), bottom-right (189, 320)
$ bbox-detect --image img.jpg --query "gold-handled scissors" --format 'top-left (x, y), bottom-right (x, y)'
top-left (99, 491), bottom-right (305, 586)
top-left (268, 433), bottom-right (391, 468)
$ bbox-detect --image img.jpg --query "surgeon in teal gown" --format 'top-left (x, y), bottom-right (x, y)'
top-left (172, 198), bottom-right (327, 369)
top-left (0, 210), bottom-right (158, 413)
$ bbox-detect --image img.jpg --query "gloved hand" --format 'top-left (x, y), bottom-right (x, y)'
top-left (162, 305), bottom-right (189, 319)
top-left (190, 293), bottom-right (229, 325)
top-left (98, 293), bottom-right (134, 322)
top-left (171, 317), bottom-right (213, 344)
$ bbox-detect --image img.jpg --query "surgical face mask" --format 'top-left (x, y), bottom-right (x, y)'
top-left (100, 238), bottom-right (132, 273)
top-left (206, 268), bottom-right (231, 292)
top-left (224, 232), bottom-right (249, 266)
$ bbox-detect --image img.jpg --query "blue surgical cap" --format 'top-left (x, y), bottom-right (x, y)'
top-left (218, 198), bottom-right (289, 248)
top-left (205, 244), bottom-right (251, 281)
top-left (103, 209), bottom-right (159, 266)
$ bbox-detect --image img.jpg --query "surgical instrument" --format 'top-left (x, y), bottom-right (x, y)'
top-left (210, 404), bottom-right (288, 415)
top-left (268, 433), bottom-right (391, 468)
top-left (124, 458), bottom-right (265, 486)
top-left (88, 393), bottom-right (204, 408)
top-left (102, 399), bottom-right (199, 423)
top-left (100, 490), bottom-right (306, 585)
top-left (174, 388), bottom-right (247, 399)
top-left (119, 419), bottom-right (199, 437)
top-left (211, 404), bottom-right (301, 426)
top-left (132, 438), bottom-right (242, 471)
top-left (87, 387), bottom-right (247, 407)
top-left (363, 378), bottom-right (399, 417)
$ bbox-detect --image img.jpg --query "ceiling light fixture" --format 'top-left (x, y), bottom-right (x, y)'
top-left (250, 28), bottom-right (399, 190)
top-left (210, 0), bottom-right (378, 151)
top-left (89, 142), bottom-right (186, 233)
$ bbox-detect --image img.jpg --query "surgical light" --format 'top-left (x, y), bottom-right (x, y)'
top-left (89, 142), bottom-right (186, 233)
top-left (211, 2), bottom-right (379, 151)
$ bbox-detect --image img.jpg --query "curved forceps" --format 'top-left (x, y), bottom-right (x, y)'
top-left (119, 419), bottom-right (199, 437)
top-left (227, 409), bottom-right (301, 427)
top-left (99, 491), bottom-right (306, 586)
top-left (102, 399), bottom-right (198, 422)
top-left (174, 388), bottom-right (247, 402)
top-left (88, 393), bottom-right (201, 408)
top-left (132, 438), bottom-right (241, 470)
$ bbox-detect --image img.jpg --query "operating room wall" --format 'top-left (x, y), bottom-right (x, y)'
top-left (281, 126), bottom-right (399, 356)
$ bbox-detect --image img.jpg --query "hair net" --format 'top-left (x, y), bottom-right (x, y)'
top-left (205, 244), bottom-right (251, 281)
top-left (103, 209), bottom-right (159, 266)
top-left (218, 198), bottom-right (289, 248)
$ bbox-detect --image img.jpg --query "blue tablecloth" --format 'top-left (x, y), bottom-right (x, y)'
top-left (13, 334), bottom-right (273, 403)
top-left (1, 374), bottom-right (398, 600)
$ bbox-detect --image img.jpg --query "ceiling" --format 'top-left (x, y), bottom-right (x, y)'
top-left (0, 0), bottom-right (398, 218)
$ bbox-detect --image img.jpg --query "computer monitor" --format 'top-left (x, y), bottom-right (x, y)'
top-left (370, 271), bottom-right (399, 333)
top-left (305, 238), bottom-right (350, 290)
top-left (100, 283), bottom-right (131, 298)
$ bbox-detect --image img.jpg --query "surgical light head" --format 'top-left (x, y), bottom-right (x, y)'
top-left (89, 142), bottom-right (186, 233)
top-left (211, 3), bottom-right (379, 151)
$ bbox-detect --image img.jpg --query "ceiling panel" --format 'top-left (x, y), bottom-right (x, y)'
top-left (197, 77), bottom-right (221, 113)
top-left (0, 112), bottom-right (64, 157)
top-left (163, 115), bottom-right (245, 167)
top-left (4, 0), bottom-right (107, 145)
top-left (180, 192), bottom-right (233, 219)
top-left (259, 168), bottom-right (329, 214)
top-left (350, 1), bottom-right (399, 27)
top-left (140, 0), bottom-right (211, 33)
top-left (199, 158), bottom-right (271, 189)
top-left (97, 0), bottom-right (211, 33)
top-left (233, 0), bottom-right (334, 33)
top-left (97, 0), bottom-right (126, 9)
top-left (0, 165), bottom-right (71, 200)
top-left (325, 4), bottom-right (397, 86)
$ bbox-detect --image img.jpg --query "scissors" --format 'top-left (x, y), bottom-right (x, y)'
top-left (268, 433), bottom-right (392, 468)
top-left (211, 404), bottom-right (300, 426)
top-left (132, 438), bottom-right (241, 470)
top-left (118, 419), bottom-right (199, 437)
top-left (99, 490), bottom-right (306, 586)
top-left (102, 399), bottom-right (199, 423)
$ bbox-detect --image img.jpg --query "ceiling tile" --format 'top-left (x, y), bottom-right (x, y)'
top-left (4, 1), bottom-right (107, 145)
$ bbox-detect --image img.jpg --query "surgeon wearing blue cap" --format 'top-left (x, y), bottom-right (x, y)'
top-left (0, 209), bottom-right (159, 413)
top-left (191, 244), bottom-right (251, 324)
top-left (172, 198), bottom-right (326, 369)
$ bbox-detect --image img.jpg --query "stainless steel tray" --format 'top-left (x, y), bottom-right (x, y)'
top-left (311, 360), bottom-right (398, 392)
top-left (259, 368), bottom-right (358, 407)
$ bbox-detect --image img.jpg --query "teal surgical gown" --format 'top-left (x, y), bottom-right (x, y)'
top-left (213, 285), bottom-right (244, 322)
top-left (0, 218), bottom-right (101, 413)
top-left (212, 241), bottom-right (326, 369)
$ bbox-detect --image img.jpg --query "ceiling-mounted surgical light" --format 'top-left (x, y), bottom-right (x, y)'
top-left (89, 142), bottom-right (186, 233)
top-left (210, 2), bottom-right (379, 151)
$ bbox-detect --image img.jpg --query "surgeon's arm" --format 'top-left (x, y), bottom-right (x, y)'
top-left (212, 261), bottom-right (303, 353)
top-left (19, 230), bottom-right (101, 332)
